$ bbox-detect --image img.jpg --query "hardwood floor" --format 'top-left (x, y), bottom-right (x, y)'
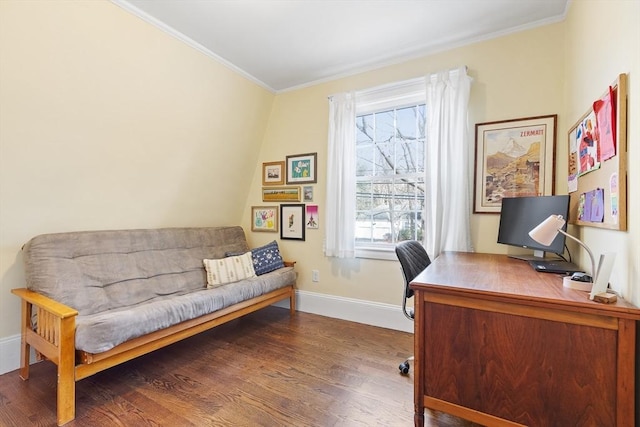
top-left (0, 307), bottom-right (477, 426)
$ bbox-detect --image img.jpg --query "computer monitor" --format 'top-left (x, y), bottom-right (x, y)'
top-left (497, 195), bottom-right (570, 259)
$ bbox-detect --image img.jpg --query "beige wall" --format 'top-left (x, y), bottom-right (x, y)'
top-left (563, 0), bottom-right (640, 305)
top-left (1, 0), bottom-right (638, 347)
top-left (0, 1), bottom-right (274, 338)
top-left (243, 23), bottom-right (567, 305)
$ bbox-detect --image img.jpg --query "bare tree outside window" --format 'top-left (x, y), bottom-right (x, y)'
top-left (355, 104), bottom-right (426, 246)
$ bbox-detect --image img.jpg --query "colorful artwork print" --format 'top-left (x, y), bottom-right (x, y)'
top-left (567, 128), bottom-right (578, 193)
top-left (481, 124), bottom-right (545, 205)
top-left (578, 189), bottom-right (605, 223)
top-left (303, 186), bottom-right (313, 202)
top-left (474, 115), bottom-right (556, 213)
top-left (267, 166), bottom-right (280, 179)
top-left (286, 153), bottom-right (317, 184)
top-left (576, 111), bottom-right (600, 176)
top-left (306, 205), bottom-right (319, 229)
top-left (251, 206), bottom-right (278, 232)
top-left (292, 160), bottom-right (311, 179)
top-left (593, 86), bottom-right (616, 162)
top-left (262, 186), bottom-right (301, 202)
top-left (610, 173), bottom-right (618, 224)
top-left (262, 161), bottom-right (285, 185)
top-left (255, 210), bottom-right (275, 229)
top-left (280, 204), bottom-right (305, 240)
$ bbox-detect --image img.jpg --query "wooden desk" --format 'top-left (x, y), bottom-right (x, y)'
top-left (410, 252), bottom-right (640, 427)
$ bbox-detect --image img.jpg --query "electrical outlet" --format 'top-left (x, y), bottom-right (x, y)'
top-left (312, 270), bottom-right (319, 282)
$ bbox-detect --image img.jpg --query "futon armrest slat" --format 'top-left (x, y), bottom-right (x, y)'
top-left (11, 288), bottom-right (78, 319)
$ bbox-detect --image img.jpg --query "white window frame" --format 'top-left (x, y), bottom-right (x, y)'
top-left (354, 78), bottom-right (426, 260)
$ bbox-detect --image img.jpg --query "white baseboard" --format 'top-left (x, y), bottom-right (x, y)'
top-left (0, 334), bottom-right (36, 376)
top-left (273, 289), bottom-right (414, 333)
top-left (0, 290), bottom-right (413, 375)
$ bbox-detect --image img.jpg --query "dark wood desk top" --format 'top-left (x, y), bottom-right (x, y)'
top-left (410, 252), bottom-right (640, 320)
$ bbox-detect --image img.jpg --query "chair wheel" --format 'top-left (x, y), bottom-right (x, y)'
top-left (399, 361), bottom-right (410, 375)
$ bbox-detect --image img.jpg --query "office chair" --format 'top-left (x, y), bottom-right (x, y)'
top-left (395, 240), bottom-right (431, 375)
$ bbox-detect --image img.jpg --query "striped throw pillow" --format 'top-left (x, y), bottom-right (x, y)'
top-left (203, 252), bottom-right (256, 288)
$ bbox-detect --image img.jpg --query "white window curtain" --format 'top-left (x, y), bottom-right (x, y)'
top-left (325, 92), bottom-right (356, 258)
top-left (424, 66), bottom-right (473, 258)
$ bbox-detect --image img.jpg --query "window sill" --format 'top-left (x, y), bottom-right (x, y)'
top-left (355, 246), bottom-right (398, 261)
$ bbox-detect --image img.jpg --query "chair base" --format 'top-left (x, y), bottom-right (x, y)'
top-left (399, 355), bottom-right (414, 375)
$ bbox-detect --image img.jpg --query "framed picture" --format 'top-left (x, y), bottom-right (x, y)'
top-left (286, 152), bottom-right (317, 184)
top-left (306, 204), bottom-right (319, 229)
top-left (474, 115), bottom-right (557, 213)
top-left (262, 186), bottom-right (301, 202)
top-left (303, 185), bottom-right (314, 202)
top-left (281, 204), bottom-right (306, 240)
top-left (251, 206), bottom-right (278, 232)
top-left (262, 161), bottom-right (285, 186)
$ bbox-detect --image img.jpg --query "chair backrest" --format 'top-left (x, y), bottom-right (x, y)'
top-left (395, 241), bottom-right (431, 299)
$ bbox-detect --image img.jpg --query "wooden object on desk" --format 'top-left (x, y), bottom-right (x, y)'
top-left (593, 292), bottom-right (618, 304)
top-left (410, 252), bottom-right (640, 427)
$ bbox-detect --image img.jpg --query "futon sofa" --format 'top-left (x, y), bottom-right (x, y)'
top-left (11, 226), bottom-right (296, 426)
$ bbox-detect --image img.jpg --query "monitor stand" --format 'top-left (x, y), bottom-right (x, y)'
top-left (508, 250), bottom-right (562, 262)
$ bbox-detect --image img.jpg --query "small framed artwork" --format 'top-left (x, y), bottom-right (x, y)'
top-left (303, 185), bottom-right (314, 202)
top-left (474, 115), bottom-right (557, 213)
top-left (251, 206), bottom-right (278, 232)
top-left (286, 152), bottom-right (317, 184)
top-left (281, 204), bottom-right (306, 240)
top-left (262, 186), bottom-right (301, 202)
top-left (262, 161), bottom-right (285, 186)
top-left (306, 204), bottom-right (319, 229)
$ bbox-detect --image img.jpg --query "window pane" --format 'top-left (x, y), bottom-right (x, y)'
top-left (395, 140), bottom-right (424, 174)
top-left (355, 181), bottom-right (373, 210)
top-left (355, 215), bottom-right (393, 243)
top-left (374, 111), bottom-right (394, 142)
top-left (374, 142), bottom-right (394, 176)
top-left (371, 192), bottom-right (390, 214)
top-left (394, 180), bottom-right (425, 208)
top-left (396, 106), bottom-right (417, 139)
top-left (355, 211), bottom-right (374, 243)
top-left (356, 146), bottom-right (373, 177)
top-left (356, 114), bottom-right (374, 144)
top-left (355, 199), bottom-right (393, 243)
top-left (396, 211), bottom-right (423, 242)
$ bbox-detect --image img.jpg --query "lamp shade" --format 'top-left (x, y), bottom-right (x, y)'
top-left (528, 214), bottom-right (566, 246)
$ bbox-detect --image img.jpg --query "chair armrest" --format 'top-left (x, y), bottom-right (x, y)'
top-left (284, 261), bottom-right (296, 267)
top-left (11, 288), bottom-right (78, 318)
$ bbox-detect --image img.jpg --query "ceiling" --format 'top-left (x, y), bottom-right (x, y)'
top-left (115, 0), bottom-right (569, 93)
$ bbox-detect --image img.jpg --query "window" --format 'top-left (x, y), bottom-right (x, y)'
top-left (355, 104), bottom-right (426, 251)
top-left (326, 68), bottom-right (471, 261)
